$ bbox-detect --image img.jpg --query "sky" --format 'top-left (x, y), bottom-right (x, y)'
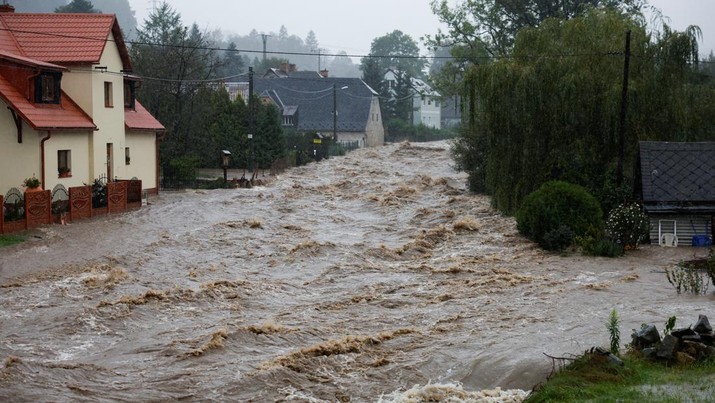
top-left (127, 0), bottom-right (714, 59)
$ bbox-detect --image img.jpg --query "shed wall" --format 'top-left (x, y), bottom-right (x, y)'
top-left (648, 214), bottom-right (713, 246)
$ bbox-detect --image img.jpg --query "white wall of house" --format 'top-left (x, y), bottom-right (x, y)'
top-left (365, 97), bottom-right (385, 147)
top-left (88, 33), bottom-right (127, 181)
top-left (125, 132), bottom-right (157, 187)
top-left (0, 113), bottom-right (41, 193)
top-left (44, 131), bottom-right (92, 190)
top-left (412, 95), bottom-right (441, 129)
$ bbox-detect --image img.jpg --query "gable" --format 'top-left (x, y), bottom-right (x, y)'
top-left (0, 13), bottom-right (132, 69)
top-left (639, 141), bottom-right (715, 204)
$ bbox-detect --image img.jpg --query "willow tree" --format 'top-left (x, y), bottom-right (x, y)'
top-left (130, 3), bottom-right (220, 165)
top-left (453, 8), bottom-right (712, 214)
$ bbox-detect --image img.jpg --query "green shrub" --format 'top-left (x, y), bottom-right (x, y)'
top-left (578, 236), bottom-right (625, 257)
top-left (665, 262), bottom-right (709, 295)
top-left (605, 203), bottom-right (650, 249)
top-left (516, 181), bottom-right (603, 251)
top-left (169, 155), bottom-right (200, 181)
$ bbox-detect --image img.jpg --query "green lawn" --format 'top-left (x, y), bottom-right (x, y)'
top-left (526, 352), bottom-right (715, 402)
top-left (0, 234), bottom-right (24, 247)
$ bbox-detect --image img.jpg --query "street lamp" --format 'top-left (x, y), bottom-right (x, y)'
top-left (221, 150), bottom-right (231, 183)
top-left (333, 84), bottom-right (348, 143)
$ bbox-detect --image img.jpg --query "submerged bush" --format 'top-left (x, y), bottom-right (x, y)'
top-left (606, 203), bottom-right (650, 249)
top-left (578, 236), bottom-right (625, 257)
top-left (516, 181), bottom-right (603, 251)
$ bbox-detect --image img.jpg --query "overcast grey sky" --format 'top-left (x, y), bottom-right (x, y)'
top-left (128, 0), bottom-right (714, 58)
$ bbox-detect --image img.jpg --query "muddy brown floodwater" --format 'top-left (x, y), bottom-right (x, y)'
top-left (0, 141), bottom-right (711, 402)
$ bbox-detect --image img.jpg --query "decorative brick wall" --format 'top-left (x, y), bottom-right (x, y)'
top-left (69, 185), bottom-right (92, 221)
top-left (25, 189), bottom-right (51, 229)
top-left (107, 181), bottom-right (127, 214)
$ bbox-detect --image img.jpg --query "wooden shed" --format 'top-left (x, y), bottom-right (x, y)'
top-left (636, 141), bottom-right (714, 247)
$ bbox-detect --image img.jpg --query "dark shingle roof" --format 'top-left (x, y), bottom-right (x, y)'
top-left (639, 141), bottom-right (715, 210)
top-left (253, 77), bottom-right (377, 133)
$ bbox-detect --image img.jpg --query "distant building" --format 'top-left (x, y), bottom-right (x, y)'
top-left (225, 65), bottom-right (384, 148)
top-left (441, 95), bottom-right (462, 129)
top-left (637, 141), bottom-right (715, 246)
top-left (384, 68), bottom-right (441, 129)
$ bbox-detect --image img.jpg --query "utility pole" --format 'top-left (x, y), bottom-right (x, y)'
top-left (248, 67), bottom-right (255, 172)
top-left (261, 34), bottom-right (270, 65)
top-left (616, 30), bottom-right (631, 186)
top-left (333, 84), bottom-right (337, 143)
top-left (312, 48), bottom-right (322, 71)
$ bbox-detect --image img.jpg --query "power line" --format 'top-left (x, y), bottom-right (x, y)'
top-left (3, 26), bottom-right (712, 64)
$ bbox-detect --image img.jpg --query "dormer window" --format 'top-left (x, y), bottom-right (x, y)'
top-left (124, 79), bottom-right (136, 110)
top-left (34, 72), bottom-right (61, 104)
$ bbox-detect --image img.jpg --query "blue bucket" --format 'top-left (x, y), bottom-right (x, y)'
top-left (692, 235), bottom-right (713, 247)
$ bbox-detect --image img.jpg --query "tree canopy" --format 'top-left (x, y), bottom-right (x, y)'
top-left (360, 30), bottom-right (425, 79)
top-left (428, 0), bottom-right (646, 56)
top-left (452, 8), bottom-right (715, 214)
top-left (55, 0), bottom-right (100, 13)
top-left (130, 3), bottom-right (285, 170)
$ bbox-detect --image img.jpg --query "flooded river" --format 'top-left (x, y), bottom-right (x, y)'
top-left (0, 141), bottom-right (710, 402)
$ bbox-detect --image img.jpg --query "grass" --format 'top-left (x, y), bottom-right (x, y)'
top-left (0, 234), bottom-right (24, 247)
top-left (526, 352), bottom-right (715, 402)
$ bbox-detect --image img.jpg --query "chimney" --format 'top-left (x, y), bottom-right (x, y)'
top-left (280, 62), bottom-right (290, 73)
top-left (0, 4), bottom-right (15, 13)
top-left (319, 69), bottom-right (329, 78)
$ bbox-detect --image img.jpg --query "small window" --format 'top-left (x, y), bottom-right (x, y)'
top-left (104, 81), bottom-right (113, 107)
top-left (34, 72), bottom-right (61, 104)
top-left (58, 150), bottom-right (71, 177)
top-left (125, 147), bottom-right (131, 165)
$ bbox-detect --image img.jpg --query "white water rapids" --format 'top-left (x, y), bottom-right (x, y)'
top-left (0, 141), bottom-right (710, 401)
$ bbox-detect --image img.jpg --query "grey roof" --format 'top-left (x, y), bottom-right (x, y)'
top-left (639, 141), bottom-right (715, 212)
top-left (254, 76), bottom-right (377, 133)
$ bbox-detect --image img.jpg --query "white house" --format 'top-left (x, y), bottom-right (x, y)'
top-left (0, 5), bottom-right (164, 196)
top-left (384, 68), bottom-right (441, 129)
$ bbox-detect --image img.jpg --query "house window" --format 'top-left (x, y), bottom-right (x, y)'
top-left (58, 150), bottom-right (71, 177)
top-left (34, 72), bottom-right (61, 104)
top-left (125, 147), bottom-right (131, 165)
top-left (104, 81), bottom-right (113, 107)
top-left (124, 80), bottom-right (136, 109)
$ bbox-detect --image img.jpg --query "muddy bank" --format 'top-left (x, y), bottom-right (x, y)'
top-left (0, 141), bottom-right (710, 401)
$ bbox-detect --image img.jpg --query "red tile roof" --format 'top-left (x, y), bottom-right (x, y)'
top-left (0, 49), bottom-right (66, 71)
top-left (0, 73), bottom-right (95, 131)
top-left (0, 13), bottom-right (131, 69)
top-left (0, 16), bottom-right (21, 54)
top-left (0, 11), bottom-right (160, 133)
top-left (125, 101), bottom-right (165, 132)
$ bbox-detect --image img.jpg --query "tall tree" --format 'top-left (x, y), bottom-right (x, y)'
top-left (360, 30), bottom-right (425, 79)
top-left (453, 8), bottom-right (714, 214)
top-left (130, 3), bottom-right (221, 164)
top-left (305, 30), bottom-right (319, 51)
top-left (326, 51), bottom-right (360, 78)
top-left (428, 0), bottom-right (646, 57)
top-left (216, 42), bottom-right (246, 79)
top-left (360, 57), bottom-right (382, 93)
top-left (55, 0), bottom-right (100, 13)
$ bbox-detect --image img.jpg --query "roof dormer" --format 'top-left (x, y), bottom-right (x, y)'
top-left (34, 71), bottom-right (62, 104)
